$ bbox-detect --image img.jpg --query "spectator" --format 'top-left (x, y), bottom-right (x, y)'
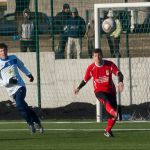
top-left (0, 43), bottom-right (43, 134)
top-left (55, 3), bottom-right (71, 59)
top-left (19, 8), bottom-right (36, 52)
top-left (86, 20), bottom-right (95, 58)
top-left (106, 10), bottom-right (122, 58)
top-left (66, 7), bottom-right (86, 59)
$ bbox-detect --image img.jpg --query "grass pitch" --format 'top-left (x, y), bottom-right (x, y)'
top-left (0, 121), bottom-right (150, 150)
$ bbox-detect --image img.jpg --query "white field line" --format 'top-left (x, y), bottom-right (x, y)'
top-left (0, 121), bottom-right (149, 124)
top-left (0, 128), bottom-right (150, 132)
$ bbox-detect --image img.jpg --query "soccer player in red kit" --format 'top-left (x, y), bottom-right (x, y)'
top-left (74, 48), bottom-right (124, 137)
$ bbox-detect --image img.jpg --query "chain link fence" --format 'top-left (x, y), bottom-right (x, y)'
top-left (0, 0), bottom-right (150, 120)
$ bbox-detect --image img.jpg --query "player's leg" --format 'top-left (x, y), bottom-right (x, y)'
top-left (13, 87), bottom-right (43, 133)
top-left (13, 87), bottom-right (36, 133)
top-left (104, 94), bottom-right (117, 137)
top-left (95, 92), bottom-right (117, 137)
top-left (105, 97), bottom-right (117, 118)
top-left (28, 108), bottom-right (44, 133)
top-left (98, 98), bottom-right (117, 137)
top-left (95, 92), bottom-right (117, 118)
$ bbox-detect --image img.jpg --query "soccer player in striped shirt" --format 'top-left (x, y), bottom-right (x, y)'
top-left (0, 43), bottom-right (43, 134)
top-left (74, 48), bottom-right (124, 137)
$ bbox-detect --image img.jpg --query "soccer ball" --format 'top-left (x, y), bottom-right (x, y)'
top-left (102, 18), bottom-right (115, 33)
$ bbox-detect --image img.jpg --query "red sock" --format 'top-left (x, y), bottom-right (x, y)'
top-left (105, 101), bottom-right (117, 117)
top-left (105, 118), bottom-right (116, 132)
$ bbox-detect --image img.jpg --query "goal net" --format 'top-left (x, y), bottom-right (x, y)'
top-left (94, 2), bottom-right (150, 122)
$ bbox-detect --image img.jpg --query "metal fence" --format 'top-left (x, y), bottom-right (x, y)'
top-left (0, 0), bottom-right (150, 120)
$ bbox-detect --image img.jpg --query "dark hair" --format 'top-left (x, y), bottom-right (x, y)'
top-left (0, 43), bottom-right (8, 51)
top-left (92, 48), bottom-right (103, 57)
top-left (63, 3), bottom-right (70, 9)
top-left (23, 8), bottom-right (31, 14)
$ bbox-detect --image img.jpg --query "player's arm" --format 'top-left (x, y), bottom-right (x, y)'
top-left (118, 71), bottom-right (123, 82)
top-left (74, 80), bottom-right (86, 95)
top-left (74, 65), bottom-right (92, 95)
top-left (16, 56), bottom-right (34, 82)
top-left (111, 62), bottom-right (124, 92)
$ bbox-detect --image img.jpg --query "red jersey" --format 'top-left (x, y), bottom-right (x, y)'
top-left (84, 60), bottom-right (119, 95)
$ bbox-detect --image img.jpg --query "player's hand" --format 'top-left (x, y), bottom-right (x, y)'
top-left (9, 77), bottom-right (17, 84)
top-left (74, 88), bottom-right (80, 95)
top-left (28, 74), bottom-right (34, 82)
top-left (117, 82), bottom-right (124, 92)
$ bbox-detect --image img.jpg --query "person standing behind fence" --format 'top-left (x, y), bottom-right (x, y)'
top-left (55, 3), bottom-right (71, 59)
top-left (66, 7), bottom-right (86, 59)
top-left (0, 43), bottom-right (43, 134)
top-left (86, 20), bottom-right (95, 58)
top-left (19, 8), bottom-right (36, 52)
top-left (106, 10), bottom-right (122, 58)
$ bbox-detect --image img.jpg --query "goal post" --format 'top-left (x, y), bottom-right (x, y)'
top-left (94, 2), bottom-right (150, 122)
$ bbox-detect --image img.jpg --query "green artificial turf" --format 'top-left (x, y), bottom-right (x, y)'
top-left (0, 121), bottom-right (149, 150)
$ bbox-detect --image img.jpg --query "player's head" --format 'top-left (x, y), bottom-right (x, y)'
top-left (0, 43), bottom-right (8, 59)
top-left (92, 48), bottom-right (103, 64)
